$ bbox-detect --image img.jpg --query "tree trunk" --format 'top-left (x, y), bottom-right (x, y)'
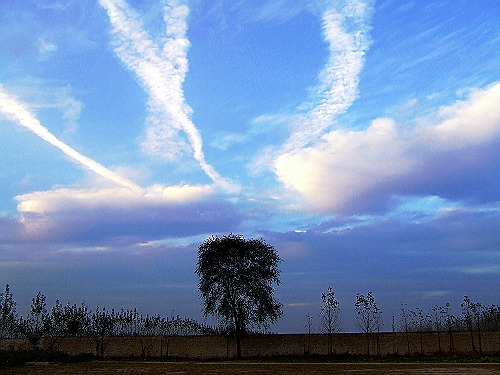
top-left (236, 332), bottom-right (241, 359)
top-left (405, 329), bottom-right (410, 355)
top-left (469, 324), bottom-right (476, 353)
top-left (448, 328), bottom-right (453, 354)
top-left (437, 330), bottom-right (441, 353)
top-left (235, 316), bottom-right (242, 359)
top-left (477, 317), bottom-right (482, 355)
top-left (419, 332), bottom-right (423, 355)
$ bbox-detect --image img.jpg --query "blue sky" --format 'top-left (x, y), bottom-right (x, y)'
top-left (1, 0), bottom-right (499, 333)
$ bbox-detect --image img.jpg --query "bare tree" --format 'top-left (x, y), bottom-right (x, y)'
top-left (462, 296), bottom-right (483, 354)
top-left (443, 303), bottom-right (456, 354)
top-left (430, 305), bottom-right (446, 353)
top-left (400, 303), bottom-right (411, 354)
top-left (319, 287), bottom-right (341, 355)
top-left (355, 292), bottom-right (382, 356)
top-left (409, 307), bottom-right (428, 355)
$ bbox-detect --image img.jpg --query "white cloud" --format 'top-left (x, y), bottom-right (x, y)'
top-left (16, 184), bottom-right (214, 214)
top-left (54, 87), bottom-right (83, 134)
top-left (250, 1), bottom-right (374, 189)
top-left (12, 183), bottom-right (240, 243)
top-left (401, 98), bottom-right (418, 112)
top-left (276, 117), bottom-right (414, 212)
top-left (100, 0), bottom-right (238, 193)
top-left (425, 84), bottom-right (500, 149)
top-left (275, 82), bottom-right (500, 213)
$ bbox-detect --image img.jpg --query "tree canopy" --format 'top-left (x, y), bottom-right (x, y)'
top-left (196, 234), bottom-right (282, 357)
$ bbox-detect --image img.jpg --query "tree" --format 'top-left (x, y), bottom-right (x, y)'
top-left (430, 305), bottom-right (446, 353)
top-left (319, 287), bottom-right (341, 355)
top-left (462, 296), bottom-right (483, 354)
top-left (22, 291), bottom-right (51, 345)
top-left (410, 307), bottom-right (428, 355)
top-left (50, 300), bottom-right (68, 337)
top-left (196, 234), bottom-right (282, 358)
top-left (0, 284), bottom-right (17, 339)
top-left (355, 291), bottom-right (382, 356)
top-left (400, 303), bottom-right (411, 354)
top-left (91, 306), bottom-right (115, 357)
top-left (443, 302), bottom-right (456, 354)
top-left (481, 304), bottom-right (500, 331)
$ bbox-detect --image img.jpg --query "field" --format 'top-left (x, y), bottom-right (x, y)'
top-left (1, 360), bottom-right (499, 375)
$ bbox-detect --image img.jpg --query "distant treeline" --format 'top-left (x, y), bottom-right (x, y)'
top-left (0, 285), bottom-right (217, 343)
top-left (399, 298), bottom-right (500, 334)
top-left (1, 284), bottom-right (499, 345)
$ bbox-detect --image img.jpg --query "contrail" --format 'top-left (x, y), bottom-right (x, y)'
top-left (100, 0), bottom-right (238, 193)
top-left (281, 0), bottom-right (372, 152)
top-left (0, 85), bottom-right (142, 192)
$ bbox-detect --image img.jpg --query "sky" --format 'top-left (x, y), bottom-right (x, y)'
top-left (0, 0), bottom-right (499, 333)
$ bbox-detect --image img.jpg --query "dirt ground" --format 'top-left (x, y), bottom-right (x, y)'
top-left (1, 361), bottom-right (499, 375)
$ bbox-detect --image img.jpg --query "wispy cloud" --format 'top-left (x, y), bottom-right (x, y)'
top-left (16, 82), bottom-right (83, 134)
top-left (252, 0), bottom-right (305, 23)
top-left (281, 0), bottom-right (373, 152)
top-left (194, 0), bottom-right (307, 30)
top-left (462, 265), bottom-right (500, 275)
top-left (210, 132), bottom-right (248, 151)
top-left (0, 84), bottom-right (141, 192)
top-left (37, 36), bottom-right (57, 57)
top-left (99, 0), bottom-right (238, 193)
top-left (422, 290), bottom-right (451, 299)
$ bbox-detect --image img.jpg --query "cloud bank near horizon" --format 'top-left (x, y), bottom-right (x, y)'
top-left (6, 184), bottom-right (239, 245)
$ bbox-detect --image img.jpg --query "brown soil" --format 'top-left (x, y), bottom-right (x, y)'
top-left (1, 361), bottom-right (499, 375)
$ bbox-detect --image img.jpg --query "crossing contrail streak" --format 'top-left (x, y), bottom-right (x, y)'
top-left (0, 85), bottom-right (142, 192)
top-left (99, 0), bottom-right (238, 193)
